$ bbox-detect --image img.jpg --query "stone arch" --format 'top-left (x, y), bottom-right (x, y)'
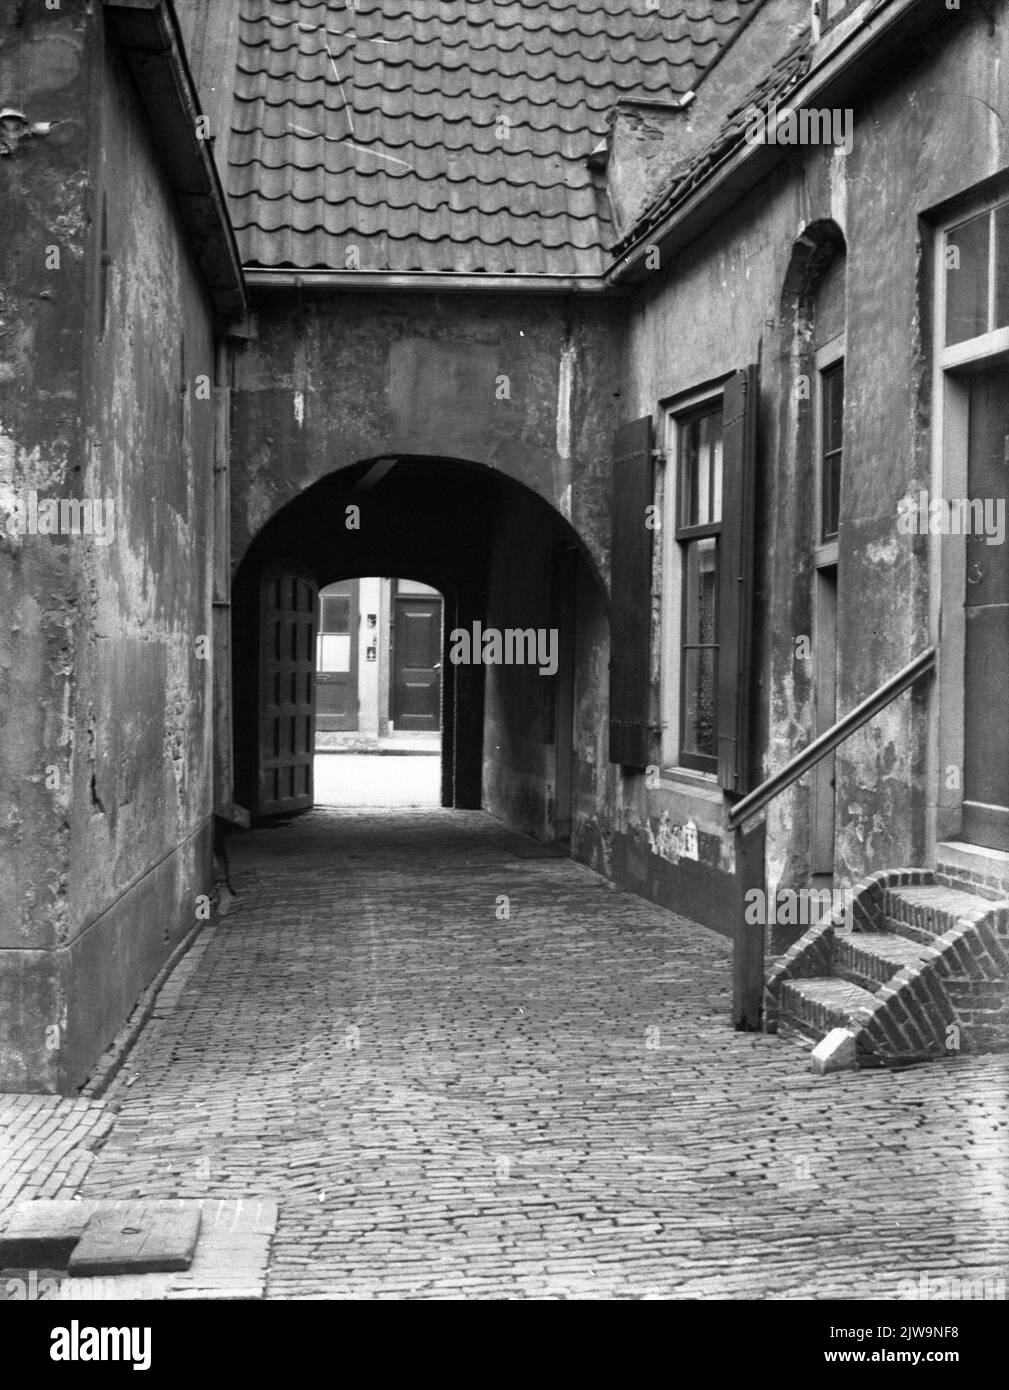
top-left (229, 453), bottom-right (608, 828)
top-left (780, 217), bottom-right (847, 333)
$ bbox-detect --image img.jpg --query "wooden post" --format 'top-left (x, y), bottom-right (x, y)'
top-left (733, 814), bottom-right (766, 1030)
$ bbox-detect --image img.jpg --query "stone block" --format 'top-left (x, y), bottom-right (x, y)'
top-left (0, 1199), bottom-right (95, 1268)
top-left (68, 1201), bottom-right (202, 1276)
top-left (811, 1027), bottom-right (857, 1075)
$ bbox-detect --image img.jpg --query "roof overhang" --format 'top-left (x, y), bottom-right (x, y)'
top-left (609, 0), bottom-right (949, 285)
top-left (103, 0), bottom-right (247, 323)
top-left (244, 270), bottom-right (624, 296)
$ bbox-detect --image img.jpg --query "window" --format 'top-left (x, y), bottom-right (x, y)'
top-left (819, 357), bottom-right (844, 543)
top-left (675, 402), bottom-right (723, 772)
top-left (944, 203), bottom-right (1009, 349)
top-left (656, 370), bottom-right (757, 789)
top-left (317, 591), bottom-right (351, 673)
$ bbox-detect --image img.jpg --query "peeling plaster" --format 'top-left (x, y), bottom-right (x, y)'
top-left (556, 340), bottom-right (574, 461)
top-left (864, 531), bottom-right (901, 567)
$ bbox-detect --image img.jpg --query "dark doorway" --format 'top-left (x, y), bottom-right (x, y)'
top-left (231, 456), bottom-right (603, 827)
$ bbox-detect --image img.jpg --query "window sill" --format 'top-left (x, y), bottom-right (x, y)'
top-left (656, 767), bottom-right (725, 805)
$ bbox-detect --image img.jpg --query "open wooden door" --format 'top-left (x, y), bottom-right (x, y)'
top-left (257, 564), bottom-right (317, 817)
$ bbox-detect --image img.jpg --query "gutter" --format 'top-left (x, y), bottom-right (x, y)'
top-left (103, 0), bottom-right (247, 322)
top-left (609, 0), bottom-right (942, 284)
top-left (244, 269), bottom-right (623, 296)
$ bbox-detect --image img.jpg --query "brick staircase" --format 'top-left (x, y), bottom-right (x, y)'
top-left (765, 869), bottom-right (1009, 1073)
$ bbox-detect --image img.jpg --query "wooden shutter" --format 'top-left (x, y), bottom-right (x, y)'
top-left (717, 366), bottom-right (759, 793)
top-left (609, 415), bottom-right (654, 767)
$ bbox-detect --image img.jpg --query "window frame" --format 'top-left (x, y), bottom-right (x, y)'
top-left (814, 335), bottom-right (844, 566)
top-left (931, 189), bottom-right (1009, 850)
top-left (939, 196), bottom-right (1009, 370)
top-left (660, 385), bottom-right (728, 777)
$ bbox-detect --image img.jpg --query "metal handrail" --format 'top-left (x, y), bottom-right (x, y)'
top-left (727, 646), bottom-right (937, 829)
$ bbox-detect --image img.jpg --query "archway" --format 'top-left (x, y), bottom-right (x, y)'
top-left (231, 455), bottom-right (606, 843)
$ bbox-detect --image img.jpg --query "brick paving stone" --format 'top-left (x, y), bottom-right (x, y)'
top-left (0, 1098), bottom-right (112, 1216)
top-left (50, 807), bottom-right (1009, 1300)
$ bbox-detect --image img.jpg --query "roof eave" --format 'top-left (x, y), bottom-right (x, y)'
top-left (103, 0), bottom-right (247, 323)
top-left (608, 0), bottom-right (942, 285)
top-left (244, 269), bottom-right (626, 296)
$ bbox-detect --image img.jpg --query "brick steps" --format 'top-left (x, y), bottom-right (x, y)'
top-left (778, 978), bottom-right (877, 1047)
top-left (832, 930), bottom-right (931, 993)
top-left (765, 870), bottom-right (1009, 1072)
top-left (883, 884), bottom-right (981, 943)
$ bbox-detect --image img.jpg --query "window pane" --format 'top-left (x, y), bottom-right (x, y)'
top-left (821, 362), bottom-right (843, 452)
top-left (317, 634), bottom-right (350, 672)
top-left (320, 594), bottom-right (350, 634)
top-left (683, 536), bottom-right (717, 645)
top-left (708, 412), bottom-right (723, 523)
top-left (682, 648), bottom-right (717, 758)
top-left (820, 361), bottom-right (843, 540)
top-left (678, 407), bottom-right (723, 528)
top-left (946, 211), bottom-right (990, 346)
top-left (995, 201), bottom-right (1009, 332)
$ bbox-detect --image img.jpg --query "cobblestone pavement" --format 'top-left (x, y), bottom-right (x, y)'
top-left (68, 809), bottom-right (1009, 1298)
top-left (0, 1097), bottom-right (113, 1212)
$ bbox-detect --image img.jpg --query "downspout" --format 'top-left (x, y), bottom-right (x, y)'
top-left (212, 335), bottom-right (247, 825)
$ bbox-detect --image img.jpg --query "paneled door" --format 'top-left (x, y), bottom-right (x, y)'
top-left (258, 565), bottom-right (317, 817)
top-left (392, 596), bottom-right (442, 730)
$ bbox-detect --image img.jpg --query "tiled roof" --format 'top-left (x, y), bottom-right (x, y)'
top-left (613, 28), bottom-right (812, 258)
top-left (229, 0), bottom-right (763, 275)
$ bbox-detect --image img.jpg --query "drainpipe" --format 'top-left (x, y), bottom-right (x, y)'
top-left (212, 335), bottom-right (246, 826)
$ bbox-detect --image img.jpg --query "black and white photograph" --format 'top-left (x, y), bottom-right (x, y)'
top-left (1, 0), bottom-right (1007, 1343)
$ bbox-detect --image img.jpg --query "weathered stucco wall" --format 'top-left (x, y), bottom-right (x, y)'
top-left (0, 7), bottom-right (217, 1091)
top-left (63, 18), bottom-right (217, 1092)
top-left (230, 291), bottom-right (625, 582)
top-left (0, 3), bottom-right (92, 1090)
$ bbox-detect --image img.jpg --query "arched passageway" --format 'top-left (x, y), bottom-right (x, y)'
top-left (231, 455), bottom-right (608, 846)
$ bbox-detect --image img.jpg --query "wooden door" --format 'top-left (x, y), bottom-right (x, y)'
top-left (258, 566), bottom-right (317, 817)
top-left (963, 365), bottom-right (1009, 851)
top-left (316, 581), bottom-right (359, 731)
top-left (392, 596), bottom-right (442, 730)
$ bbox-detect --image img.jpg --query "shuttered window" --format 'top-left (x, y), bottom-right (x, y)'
top-left (608, 415), bottom-right (654, 768)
